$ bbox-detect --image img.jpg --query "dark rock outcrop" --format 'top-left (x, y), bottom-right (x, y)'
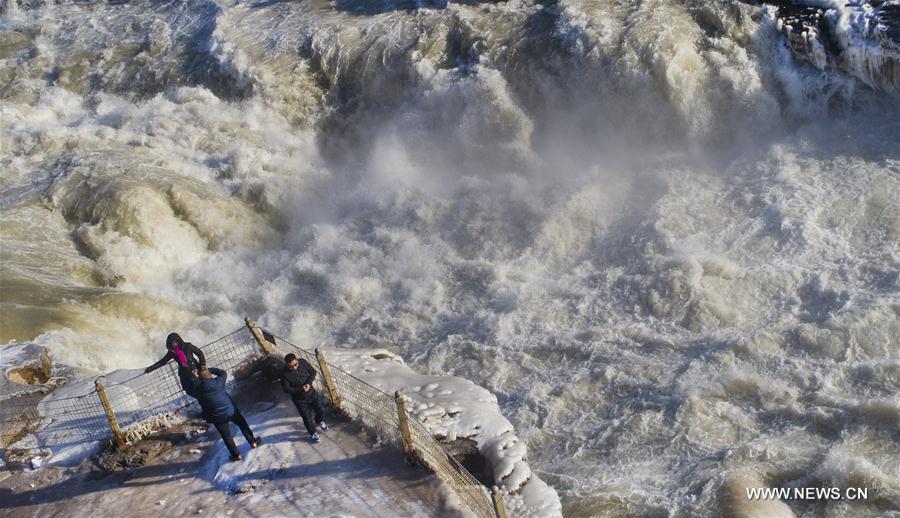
top-left (770, 0), bottom-right (900, 93)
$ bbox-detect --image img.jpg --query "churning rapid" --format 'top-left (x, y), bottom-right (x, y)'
top-left (1, 0), bottom-right (899, 514)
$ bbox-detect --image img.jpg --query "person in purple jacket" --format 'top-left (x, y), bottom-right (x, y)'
top-left (145, 333), bottom-right (206, 397)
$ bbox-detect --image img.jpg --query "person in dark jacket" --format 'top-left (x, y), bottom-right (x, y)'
top-left (144, 333), bottom-right (206, 397)
top-left (281, 353), bottom-right (328, 442)
top-left (189, 367), bottom-right (259, 461)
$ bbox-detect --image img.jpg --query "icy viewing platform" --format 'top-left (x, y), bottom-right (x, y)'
top-left (2, 389), bottom-right (445, 516)
top-left (0, 321), bottom-right (562, 517)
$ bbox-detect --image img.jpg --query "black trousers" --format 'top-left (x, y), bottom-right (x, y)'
top-left (292, 395), bottom-right (324, 435)
top-left (211, 410), bottom-right (255, 457)
top-left (178, 368), bottom-right (197, 398)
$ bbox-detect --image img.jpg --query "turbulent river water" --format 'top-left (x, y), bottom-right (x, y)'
top-left (1, 0), bottom-right (899, 515)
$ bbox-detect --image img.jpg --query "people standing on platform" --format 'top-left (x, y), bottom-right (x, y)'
top-left (281, 353), bottom-right (328, 442)
top-left (144, 333), bottom-right (206, 397)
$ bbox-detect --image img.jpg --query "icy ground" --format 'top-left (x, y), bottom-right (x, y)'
top-left (0, 388), bottom-right (450, 517)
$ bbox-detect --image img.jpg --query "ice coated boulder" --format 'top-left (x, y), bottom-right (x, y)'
top-left (772, 0), bottom-right (900, 93)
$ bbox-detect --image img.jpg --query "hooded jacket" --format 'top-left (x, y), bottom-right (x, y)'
top-left (145, 333), bottom-right (206, 373)
top-left (190, 368), bottom-right (235, 422)
top-left (281, 359), bottom-right (318, 402)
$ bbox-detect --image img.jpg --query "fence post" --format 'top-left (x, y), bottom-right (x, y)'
top-left (394, 391), bottom-right (415, 458)
top-left (245, 318), bottom-right (273, 354)
top-left (95, 378), bottom-right (126, 449)
top-left (314, 349), bottom-right (342, 408)
top-left (491, 486), bottom-right (508, 518)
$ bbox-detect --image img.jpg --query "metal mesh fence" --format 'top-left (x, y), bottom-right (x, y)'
top-left (407, 416), bottom-right (496, 518)
top-left (35, 391), bottom-right (109, 447)
top-left (328, 367), bottom-right (402, 445)
top-left (1, 394), bottom-right (43, 448)
top-left (2, 391), bottom-right (107, 450)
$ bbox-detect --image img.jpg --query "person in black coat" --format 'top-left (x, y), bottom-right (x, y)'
top-left (281, 353), bottom-right (328, 442)
top-left (144, 333), bottom-right (206, 397)
top-left (189, 368), bottom-right (259, 461)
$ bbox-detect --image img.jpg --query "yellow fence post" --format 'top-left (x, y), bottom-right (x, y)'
top-left (394, 391), bottom-right (415, 458)
top-left (95, 378), bottom-right (126, 449)
top-left (491, 486), bottom-right (508, 518)
top-left (315, 349), bottom-right (342, 408)
top-left (245, 318), bottom-right (274, 354)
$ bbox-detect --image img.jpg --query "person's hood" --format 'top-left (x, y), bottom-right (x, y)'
top-left (166, 332), bottom-right (185, 350)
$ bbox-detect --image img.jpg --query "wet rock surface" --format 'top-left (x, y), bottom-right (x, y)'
top-left (96, 440), bottom-right (173, 471)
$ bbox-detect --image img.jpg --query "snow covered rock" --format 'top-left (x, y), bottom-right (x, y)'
top-left (0, 342), bottom-right (62, 450)
top-left (325, 348), bottom-right (563, 517)
top-left (773, 0), bottom-right (900, 93)
top-left (1, 342), bottom-right (56, 398)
